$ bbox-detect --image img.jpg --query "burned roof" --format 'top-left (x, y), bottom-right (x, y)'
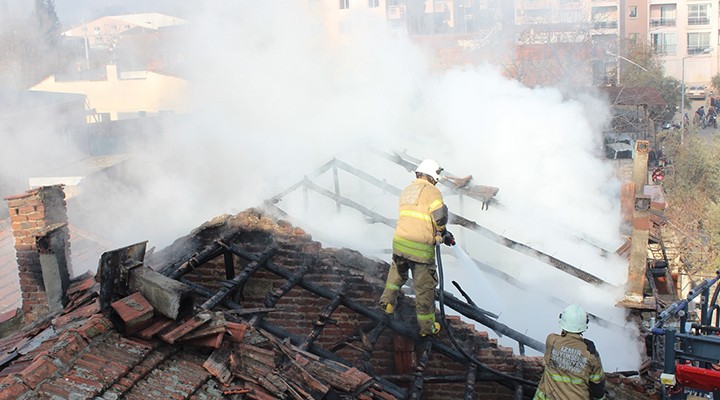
top-left (0, 209), bottom-right (550, 399)
top-left (0, 151), bottom-right (662, 399)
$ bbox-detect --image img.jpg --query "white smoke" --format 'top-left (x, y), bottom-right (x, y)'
top-left (5, 1), bottom-right (640, 371)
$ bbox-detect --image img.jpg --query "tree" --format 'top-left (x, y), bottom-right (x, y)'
top-left (711, 73), bottom-right (720, 95)
top-left (0, 1), bottom-right (73, 89)
top-left (33, 0), bottom-right (60, 49)
top-left (617, 42), bottom-right (681, 125)
top-left (661, 134), bottom-right (720, 276)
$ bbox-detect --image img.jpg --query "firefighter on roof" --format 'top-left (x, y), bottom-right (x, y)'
top-left (534, 304), bottom-right (606, 400)
top-left (379, 159), bottom-right (455, 337)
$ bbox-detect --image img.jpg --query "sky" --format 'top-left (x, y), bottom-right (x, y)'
top-left (0, 1), bottom-right (643, 372)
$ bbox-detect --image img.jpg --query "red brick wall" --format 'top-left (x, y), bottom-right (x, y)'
top-left (4, 186), bottom-right (69, 324)
top-left (178, 210), bottom-right (543, 398)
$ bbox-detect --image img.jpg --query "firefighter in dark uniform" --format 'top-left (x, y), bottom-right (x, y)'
top-left (534, 304), bottom-right (606, 400)
top-left (379, 159), bottom-right (455, 337)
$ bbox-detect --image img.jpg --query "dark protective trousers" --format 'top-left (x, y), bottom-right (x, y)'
top-left (379, 254), bottom-right (438, 335)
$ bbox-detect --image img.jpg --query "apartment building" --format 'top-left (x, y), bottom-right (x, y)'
top-left (306, 0), bottom-right (387, 42)
top-left (30, 64), bottom-right (190, 123)
top-left (647, 0), bottom-right (718, 86)
top-left (62, 13), bottom-right (187, 50)
top-left (513, 0), bottom-right (718, 87)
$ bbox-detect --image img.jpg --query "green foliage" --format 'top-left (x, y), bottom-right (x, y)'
top-left (0, 1), bottom-right (72, 89)
top-left (663, 135), bottom-right (720, 273)
top-left (712, 73), bottom-right (720, 95)
top-left (617, 42), bottom-right (681, 123)
top-left (34, 0), bottom-right (61, 48)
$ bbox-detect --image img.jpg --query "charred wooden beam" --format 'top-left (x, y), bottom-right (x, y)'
top-left (201, 245), bottom-right (276, 310)
top-left (265, 264), bottom-right (310, 308)
top-left (356, 320), bottom-right (388, 374)
top-left (302, 179), bottom-right (395, 226)
top-left (441, 290), bottom-right (545, 353)
top-left (452, 281), bottom-right (498, 319)
top-left (409, 339), bottom-right (433, 400)
top-left (514, 357), bottom-right (525, 400)
top-left (168, 241), bottom-right (225, 280)
top-left (464, 364), bottom-right (477, 400)
top-left (180, 278), bottom-right (242, 310)
top-left (449, 213), bottom-right (609, 287)
top-left (266, 159), bottom-right (336, 205)
top-left (333, 164), bottom-right (341, 213)
top-left (224, 251), bottom-right (235, 280)
top-left (331, 158), bottom-right (402, 196)
top-left (301, 282), bottom-right (347, 351)
top-left (222, 242), bottom-right (535, 393)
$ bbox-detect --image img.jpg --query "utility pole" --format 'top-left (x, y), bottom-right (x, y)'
top-left (82, 19), bottom-right (89, 70)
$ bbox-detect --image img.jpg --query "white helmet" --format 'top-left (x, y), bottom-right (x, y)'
top-left (415, 159), bottom-right (443, 182)
top-left (559, 304), bottom-right (588, 333)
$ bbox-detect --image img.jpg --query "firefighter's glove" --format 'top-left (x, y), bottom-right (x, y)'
top-left (442, 230), bottom-right (455, 247)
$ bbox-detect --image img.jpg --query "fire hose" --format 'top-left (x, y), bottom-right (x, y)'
top-left (435, 245), bottom-right (539, 389)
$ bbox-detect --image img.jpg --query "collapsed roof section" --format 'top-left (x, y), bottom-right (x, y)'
top-left (0, 207), bottom-right (548, 399)
top-left (267, 149), bottom-right (624, 330)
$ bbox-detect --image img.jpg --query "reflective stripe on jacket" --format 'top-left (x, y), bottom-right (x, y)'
top-left (393, 178), bottom-right (447, 264)
top-left (534, 332), bottom-right (605, 400)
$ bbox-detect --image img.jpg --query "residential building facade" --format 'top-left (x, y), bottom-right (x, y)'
top-left (647, 0), bottom-right (718, 86)
top-left (513, 0), bottom-right (718, 87)
top-left (62, 13), bottom-right (187, 50)
top-left (30, 64), bottom-right (190, 123)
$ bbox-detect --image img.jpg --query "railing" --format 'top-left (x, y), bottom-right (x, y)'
top-left (688, 46), bottom-right (711, 55)
top-left (688, 17), bottom-right (710, 26)
top-left (653, 44), bottom-right (677, 55)
top-left (650, 18), bottom-right (676, 27)
top-left (593, 20), bottom-right (618, 29)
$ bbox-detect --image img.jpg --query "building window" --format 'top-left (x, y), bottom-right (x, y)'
top-left (628, 33), bottom-right (639, 45)
top-left (688, 4), bottom-right (710, 26)
top-left (650, 5), bottom-right (676, 27)
top-left (629, 6), bottom-right (638, 18)
top-left (339, 21), bottom-right (352, 33)
top-left (687, 32), bottom-right (711, 54)
top-left (651, 32), bottom-right (676, 55)
top-left (340, 0), bottom-right (349, 9)
top-left (93, 26), bottom-right (100, 33)
top-left (592, 6), bottom-right (618, 29)
top-left (368, 0), bottom-right (379, 7)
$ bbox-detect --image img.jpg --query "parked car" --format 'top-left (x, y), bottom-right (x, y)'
top-left (687, 85), bottom-right (707, 100)
top-left (604, 133), bottom-right (634, 159)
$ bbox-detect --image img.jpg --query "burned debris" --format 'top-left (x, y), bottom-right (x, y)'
top-left (0, 185), bottom-right (550, 399)
top-left (0, 146), bottom-right (675, 399)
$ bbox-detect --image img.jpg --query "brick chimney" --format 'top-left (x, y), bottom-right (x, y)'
top-left (5, 185), bottom-right (72, 324)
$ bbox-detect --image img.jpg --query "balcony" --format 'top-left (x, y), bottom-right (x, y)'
top-left (688, 17), bottom-right (710, 26)
top-left (653, 45), bottom-right (677, 55)
top-left (593, 21), bottom-right (618, 29)
top-left (649, 18), bottom-right (676, 27)
top-left (688, 46), bottom-right (711, 55)
top-left (387, 5), bottom-right (404, 19)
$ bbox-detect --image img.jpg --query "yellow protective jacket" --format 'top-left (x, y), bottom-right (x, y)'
top-left (392, 178), bottom-right (448, 264)
top-left (534, 332), bottom-right (606, 400)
